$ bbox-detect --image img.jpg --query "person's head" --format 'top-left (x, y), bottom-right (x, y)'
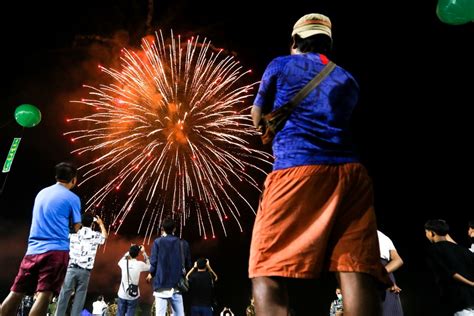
top-left (291, 13), bottom-right (332, 55)
top-left (97, 295), bottom-right (104, 301)
top-left (468, 220), bottom-right (474, 238)
top-left (335, 288), bottom-right (342, 300)
top-left (129, 244), bottom-right (140, 258)
top-left (424, 219), bottom-right (449, 242)
top-left (81, 213), bottom-right (95, 228)
top-left (196, 258), bottom-right (207, 270)
top-left (162, 217), bottom-right (176, 234)
top-left (55, 162), bottom-right (78, 187)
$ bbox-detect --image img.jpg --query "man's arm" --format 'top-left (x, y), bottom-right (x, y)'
top-left (251, 106), bottom-right (262, 129)
top-left (146, 239), bottom-right (158, 282)
top-left (95, 216), bottom-right (108, 239)
top-left (206, 260), bottom-right (218, 281)
top-left (385, 249), bottom-right (404, 273)
top-left (139, 245), bottom-right (151, 271)
top-left (73, 223), bottom-right (82, 233)
top-left (453, 273), bottom-right (474, 286)
top-left (186, 262), bottom-right (197, 280)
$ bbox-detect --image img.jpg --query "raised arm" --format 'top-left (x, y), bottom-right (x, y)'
top-left (186, 261), bottom-right (197, 280)
top-left (206, 260), bottom-right (218, 281)
top-left (95, 216), bottom-right (108, 239)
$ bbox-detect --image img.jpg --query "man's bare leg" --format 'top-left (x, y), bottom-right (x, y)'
top-left (29, 291), bottom-right (52, 316)
top-left (1, 291), bottom-right (24, 316)
top-left (337, 272), bottom-right (381, 316)
top-left (252, 277), bottom-right (288, 316)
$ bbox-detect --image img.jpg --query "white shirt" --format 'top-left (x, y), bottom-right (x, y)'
top-left (377, 230), bottom-right (396, 261)
top-left (69, 227), bottom-right (106, 269)
top-left (470, 243), bottom-right (474, 253)
top-left (117, 254), bottom-right (150, 300)
top-left (92, 300), bottom-right (107, 315)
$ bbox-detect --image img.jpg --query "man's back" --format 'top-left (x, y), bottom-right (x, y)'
top-left (254, 52), bottom-right (360, 170)
top-left (428, 241), bottom-right (474, 312)
top-left (27, 183), bottom-right (81, 255)
top-left (188, 271), bottom-right (215, 306)
top-left (150, 235), bottom-right (191, 290)
top-left (69, 226), bottom-right (105, 269)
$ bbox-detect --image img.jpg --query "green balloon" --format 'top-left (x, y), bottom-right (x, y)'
top-left (14, 104), bottom-right (42, 128)
top-left (437, 0), bottom-right (474, 25)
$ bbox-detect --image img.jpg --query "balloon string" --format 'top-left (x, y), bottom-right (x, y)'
top-left (0, 118), bottom-right (14, 129)
top-left (0, 173), bottom-right (9, 195)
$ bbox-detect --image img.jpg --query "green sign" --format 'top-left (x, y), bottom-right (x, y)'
top-left (2, 138), bottom-right (21, 173)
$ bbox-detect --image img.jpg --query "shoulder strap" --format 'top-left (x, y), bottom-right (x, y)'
top-left (126, 258), bottom-right (131, 286)
top-left (179, 240), bottom-right (186, 273)
top-left (286, 61), bottom-right (336, 111)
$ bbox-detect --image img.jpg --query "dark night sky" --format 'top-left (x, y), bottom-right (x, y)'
top-left (0, 1), bottom-right (473, 315)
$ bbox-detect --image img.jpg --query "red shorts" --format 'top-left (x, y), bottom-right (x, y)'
top-left (249, 164), bottom-right (391, 286)
top-left (11, 250), bottom-right (69, 295)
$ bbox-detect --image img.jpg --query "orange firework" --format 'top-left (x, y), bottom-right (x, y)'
top-left (65, 31), bottom-right (272, 241)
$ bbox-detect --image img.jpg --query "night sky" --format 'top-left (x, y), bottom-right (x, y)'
top-left (0, 1), bottom-right (473, 315)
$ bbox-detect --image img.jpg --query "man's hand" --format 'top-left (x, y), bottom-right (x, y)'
top-left (146, 273), bottom-right (152, 283)
top-left (389, 284), bottom-right (402, 294)
top-left (95, 216), bottom-right (104, 225)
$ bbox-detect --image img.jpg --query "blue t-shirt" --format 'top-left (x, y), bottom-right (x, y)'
top-left (254, 53), bottom-right (360, 170)
top-left (26, 183), bottom-right (82, 255)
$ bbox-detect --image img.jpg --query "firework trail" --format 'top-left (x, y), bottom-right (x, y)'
top-left (65, 31), bottom-right (272, 241)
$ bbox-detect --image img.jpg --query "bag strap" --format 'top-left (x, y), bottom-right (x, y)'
top-left (126, 257), bottom-right (131, 286)
top-left (286, 61), bottom-right (336, 112)
top-left (179, 240), bottom-right (186, 274)
top-left (121, 256), bottom-right (131, 293)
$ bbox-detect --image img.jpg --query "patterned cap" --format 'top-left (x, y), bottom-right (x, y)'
top-left (292, 13), bottom-right (332, 39)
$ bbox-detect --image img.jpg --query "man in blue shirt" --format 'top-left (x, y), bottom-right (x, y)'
top-left (248, 13), bottom-right (390, 316)
top-left (147, 218), bottom-right (191, 316)
top-left (1, 162), bottom-right (82, 316)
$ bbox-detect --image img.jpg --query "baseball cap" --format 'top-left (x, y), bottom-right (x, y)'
top-left (292, 13), bottom-right (332, 39)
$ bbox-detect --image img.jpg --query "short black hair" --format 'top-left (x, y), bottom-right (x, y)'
top-left (197, 258), bottom-right (207, 269)
top-left (162, 217), bottom-right (176, 234)
top-left (424, 219), bottom-right (450, 236)
top-left (469, 220), bottom-right (474, 229)
top-left (55, 162), bottom-right (77, 183)
top-left (82, 213), bottom-right (94, 228)
top-left (129, 245), bottom-right (140, 258)
top-left (293, 34), bottom-right (332, 55)
top-left (97, 295), bottom-right (104, 301)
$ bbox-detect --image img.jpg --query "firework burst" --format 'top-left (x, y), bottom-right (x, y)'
top-left (65, 31), bottom-right (272, 241)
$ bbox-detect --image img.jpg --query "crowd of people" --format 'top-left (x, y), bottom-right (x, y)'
top-left (1, 11), bottom-right (474, 316)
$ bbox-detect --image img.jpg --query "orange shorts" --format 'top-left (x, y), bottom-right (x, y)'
top-left (249, 163), bottom-right (391, 285)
